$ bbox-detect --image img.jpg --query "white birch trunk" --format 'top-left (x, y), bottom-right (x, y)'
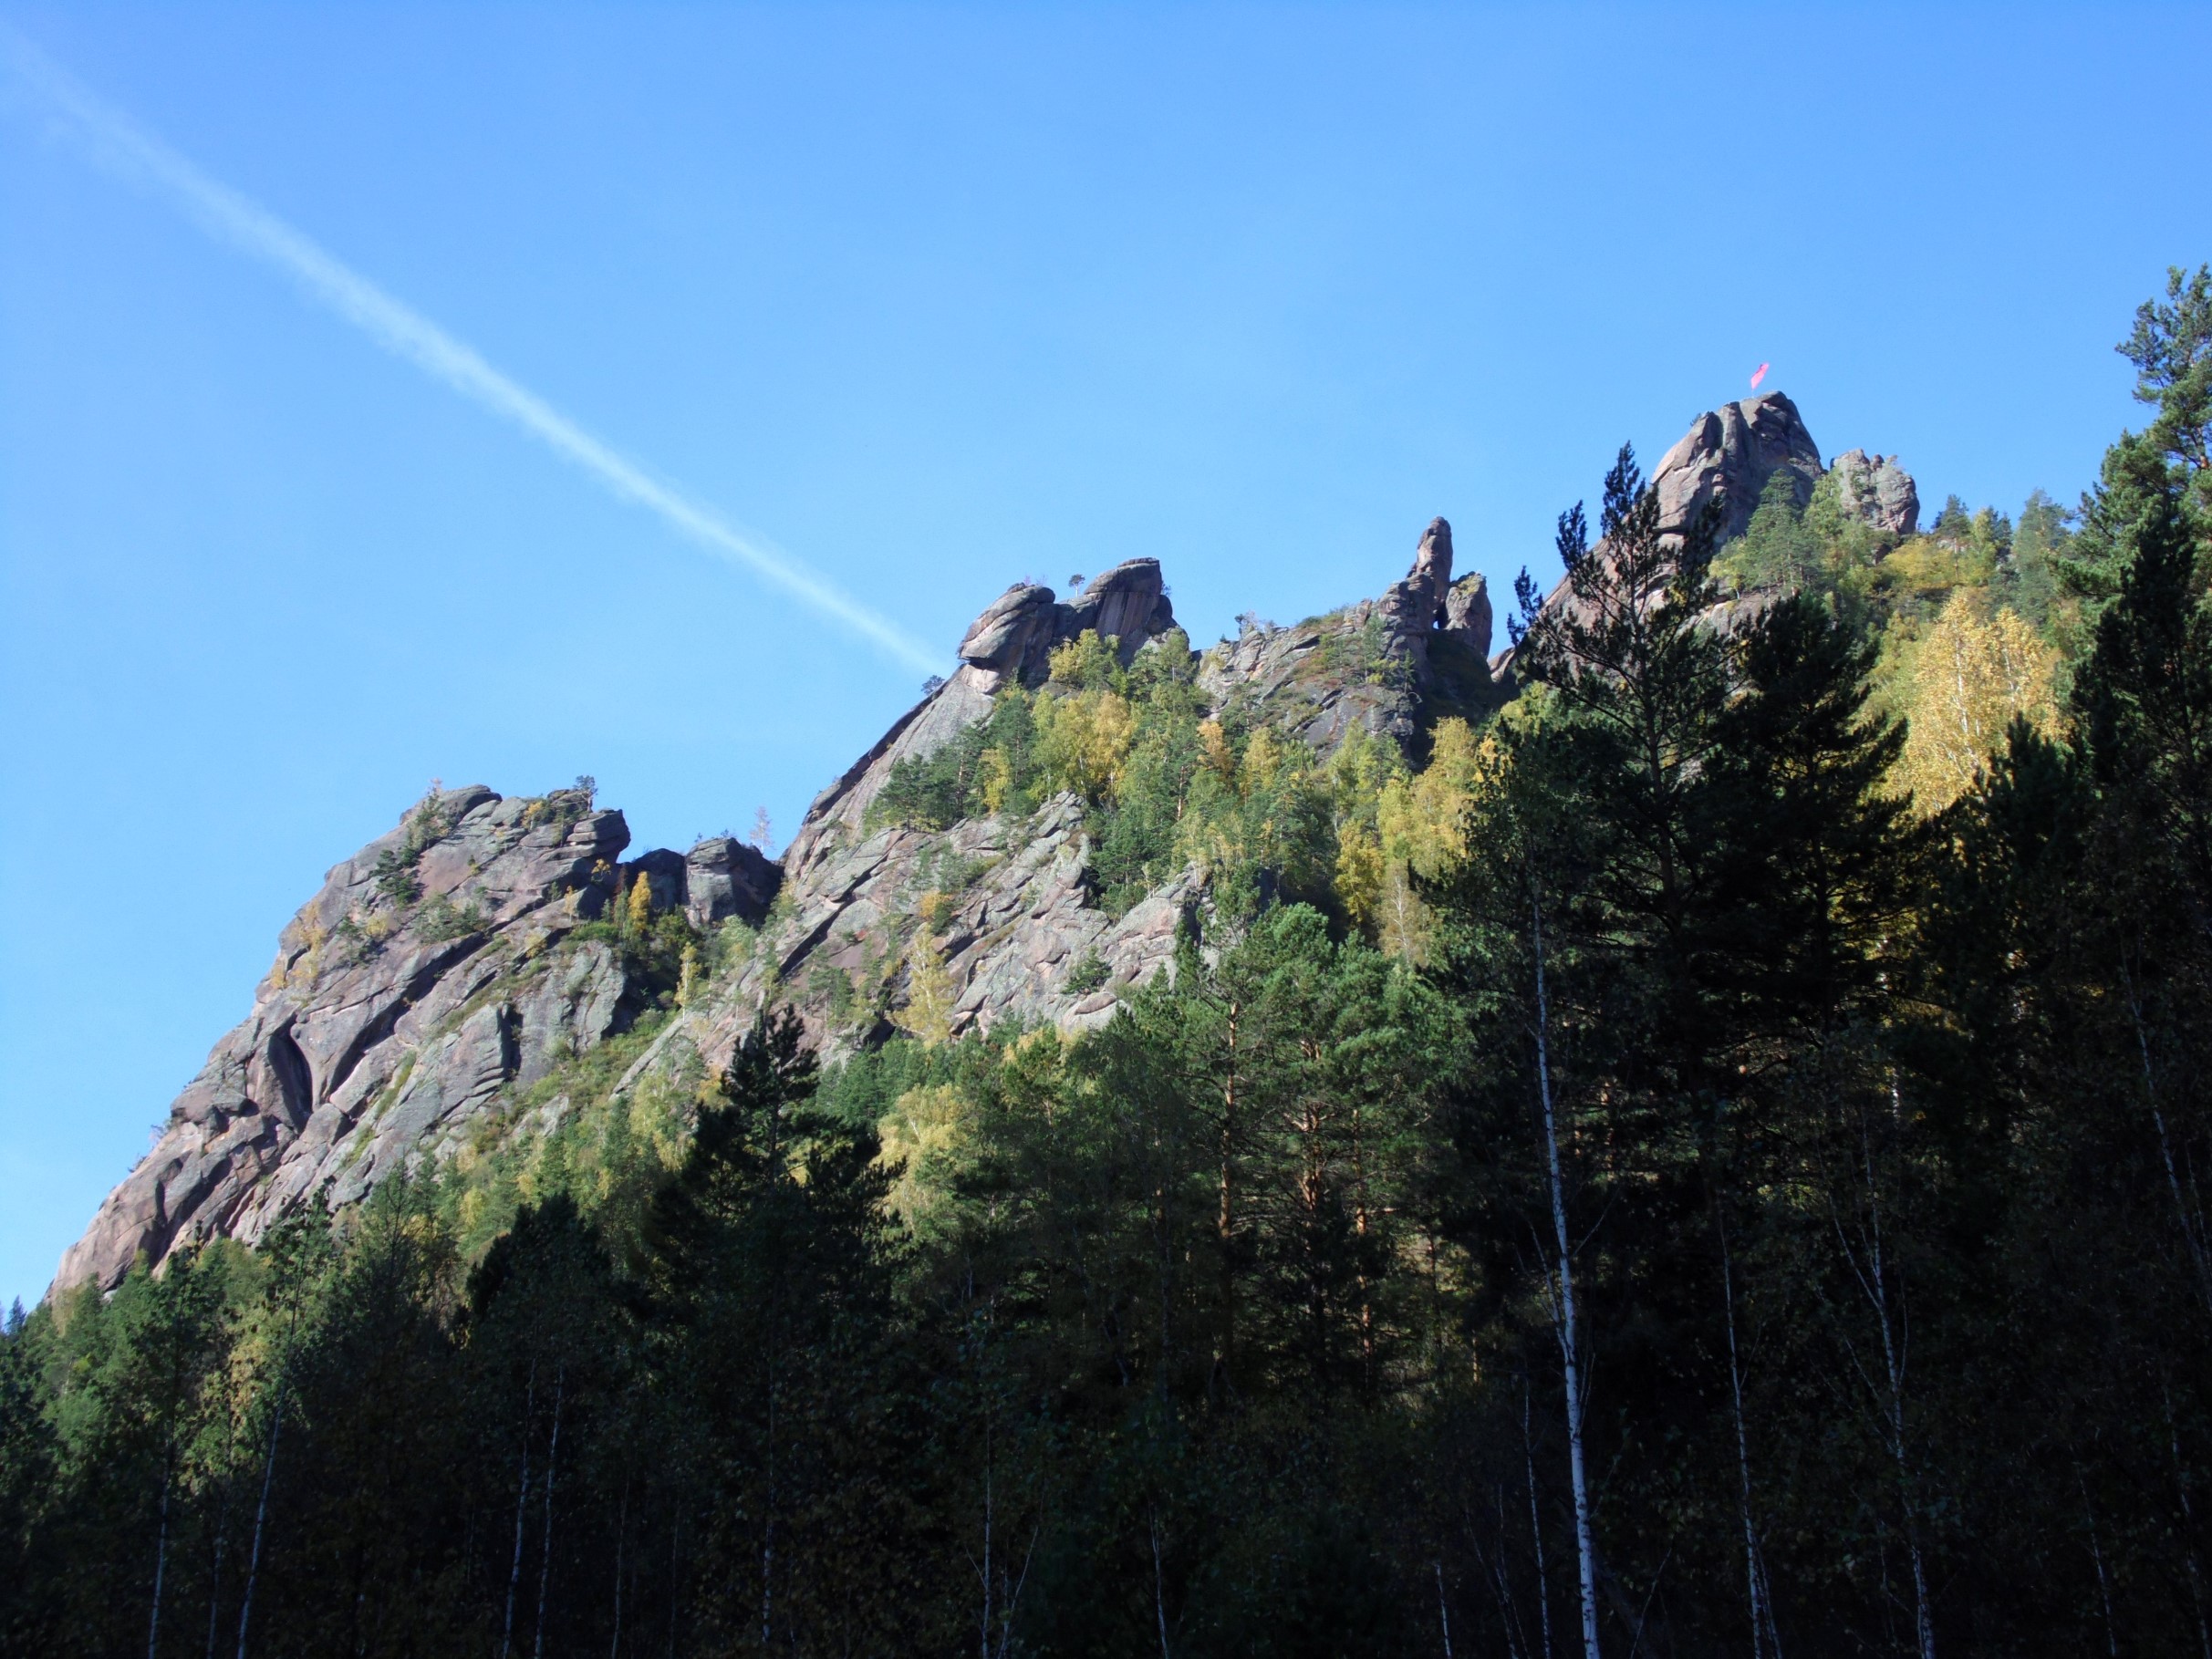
top-left (1719, 1218), bottom-right (1777, 1657)
top-left (234, 1388), bottom-right (282, 1659)
top-left (148, 1457), bottom-right (170, 1659)
top-left (1531, 894), bottom-right (1601, 1659)
top-left (503, 1363), bottom-right (535, 1659)
top-left (534, 1364), bottom-right (564, 1659)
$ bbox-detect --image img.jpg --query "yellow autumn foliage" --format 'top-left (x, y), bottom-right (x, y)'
top-left (1377, 718), bottom-right (1486, 879)
top-left (1333, 819), bottom-right (1385, 928)
top-left (893, 903), bottom-right (957, 1047)
top-left (1033, 688), bottom-right (1137, 803)
top-left (1197, 719), bottom-right (1236, 784)
top-left (876, 1083), bottom-right (969, 1234)
top-left (1895, 596), bottom-right (2061, 813)
top-left (979, 744), bottom-right (1017, 814)
top-left (1046, 629), bottom-right (1123, 691)
top-left (1335, 717), bottom-right (1491, 962)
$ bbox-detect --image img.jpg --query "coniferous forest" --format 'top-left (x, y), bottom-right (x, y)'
top-left (5, 271), bottom-right (2212, 1656)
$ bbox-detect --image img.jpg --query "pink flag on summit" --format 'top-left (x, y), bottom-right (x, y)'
top-left (1750, 362), bottom-right (1771, 389)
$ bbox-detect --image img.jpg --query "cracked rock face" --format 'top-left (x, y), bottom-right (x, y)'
top-left (1651, 390), bottom-right (1825, 546)
top-left (1199, 515), bottom-right (1495, 752)
top-left (55, 789), bottom-right (645, 1294)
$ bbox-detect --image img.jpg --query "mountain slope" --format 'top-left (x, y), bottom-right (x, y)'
top-left (56, 389), bottom-right (1887, 1294)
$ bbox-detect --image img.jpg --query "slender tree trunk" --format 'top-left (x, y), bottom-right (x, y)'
top-left (1833, 1107), bottom-right (1935, 1659)
top-left (1718, 1215), bottom-right (1777, 1658)
top-left (1218, 999), bottom-right (1240, 1374)
top-left (760, 1358), bottom-right (776, 1652)
top-left (1523, 1384), bottom-right (1554, 1659)
top-left (2162, 1386), bottom-right (2212, 1659)
top-left (1470, 1490), bottom-right (1528, 1659)
top-left (1148, 1508), bottom-right (1172, 1659)
top-left (2127, 979), bottom-right (2212, 1318)
top-left (203, 1504), bottom-right (227, 1659)
top-left (664, 1516), bottom-right (681, 1659)
top-left (1353, 1098), bottom-right (1376, 1390)
top-left (978, 1416), bottom-right (994, 1659)
top-left (504, 1363), bottom-right (536, 1659)
top-left (535, 1365), bottom-right (565, 1659)
top-left (1530, 893), bottom-right (1600, 1659)
top-left (609, 1477), bottom-right (628, 1659)
top-left (1435, 1560), bottom-right (1454, 1659)
top-left (235, 1388), bottom-right (283, 1659)
top-left (149, 1455), bottom-right (171, 1659)
top-left (2076, 1467), bottom-right (2118, 1658)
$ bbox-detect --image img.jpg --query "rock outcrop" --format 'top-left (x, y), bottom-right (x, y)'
top-left (58, 386), bottom-right (1919, 1301)
top-left (783, 559), bottom-right (1176, 877)
top-left (1651, 390), bottom-right (1824, 544)
top-left (1830, 448), bottom-right (1920, 537)
top-left (1443, 573), bottom-right (1491, 658)
top-left (57, 787), bottom-right (674, 1293)
top-left (680, 836), bottom-right (782, 929)
top-left (1199, 515), bottom-right (1499, 751)
top-left (1491, 390), bottom-right (1917, 680)
top-left (627, 529), bottom-right (1481, 1094)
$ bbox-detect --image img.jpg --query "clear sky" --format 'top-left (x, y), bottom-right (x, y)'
top-left (3, 2), bottom-right (2207, 1309)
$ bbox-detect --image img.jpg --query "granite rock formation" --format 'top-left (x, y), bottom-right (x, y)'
top-left (1651, 390), bottom-right (1825, 545)
top-left (57, 390), bottom-right (1915, 1298)
top-left (1443, 573), bottom-right (1492, 658)
top-left (1830, 447), bottom-right (1921, 537)
top-left (55, 786), bottom-right (738, 1294)
top-left (1197, 515), bottom-right (1500, 752)
top-left (1493, 390), bottom-right (1917, 679)
top-left (782, 559), bottom-right (1175, 875)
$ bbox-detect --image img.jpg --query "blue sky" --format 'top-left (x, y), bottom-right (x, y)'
top-left (2, 2), bottom-right (2207, 1307)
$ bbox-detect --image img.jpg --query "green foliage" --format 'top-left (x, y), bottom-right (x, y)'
top-left (1716, 464), bottom-right (1824, 593)
top-left (1063, 949), bottom-right (1110, 995)
top-left (412, 891), bottom-right (484, 942)
top-left (371, 790), bottom-right (457, 905)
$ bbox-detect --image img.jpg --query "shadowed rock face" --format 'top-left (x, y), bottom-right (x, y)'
top-left (680, 837), bottom-right (783, 930)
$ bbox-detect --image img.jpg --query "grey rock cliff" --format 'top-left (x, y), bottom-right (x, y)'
top-left (55, 786), bottom-right (646, 1294)
top-left (681, 836), bottom-right (782, 930)
top-left (1829, 448), bottom-right (1920, 537)
top-left (1443, 573), bottom-right (1491, 658)
top-left (1199, 514), bottom-right (1496, 752)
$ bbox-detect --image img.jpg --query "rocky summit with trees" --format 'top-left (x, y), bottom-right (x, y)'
top-left (5, 266), bottom-right (2211, 1657)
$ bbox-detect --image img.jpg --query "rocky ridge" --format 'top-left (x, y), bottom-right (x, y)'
top-left (56, 390), bottom-right (1918, 1295)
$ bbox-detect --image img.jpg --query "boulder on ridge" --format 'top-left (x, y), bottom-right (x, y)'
top-left (1830, 448), bottom-right (1920, 537)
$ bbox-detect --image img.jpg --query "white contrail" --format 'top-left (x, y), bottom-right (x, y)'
top-left (0, 30), bottom-right (945, 676)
